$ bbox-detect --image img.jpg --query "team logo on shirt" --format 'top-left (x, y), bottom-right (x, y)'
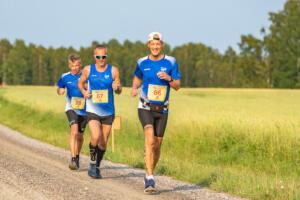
top-left (67, 82), bottom-right (72, 84)
top-left (92, 75), bottom-right (97, 77)
top-left (105, 74), bottom-right (110, 79)
top-left (144, 68), bottom-right (151, 71)
top-left (160, 67), bottom-right (167, 72)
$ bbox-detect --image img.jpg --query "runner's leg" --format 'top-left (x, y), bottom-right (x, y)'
top-left (152, 112), bottom-right (167, 170)
top-left (69, 124), bottom-right (78, 158)
top-left (88, 120), bottom-right (101, 178)
top-left (77, 132), bottom-right (84, 155)
top-left (144, 124), bottom-right (155, 176)
top-left (96, 124), bottom-right (112, 167)
top-left (153, 137), bottom-right (163, 170)
top-left (88, 120), bottom-right (100, 163)
top-left (89, 120), bottom-right (101, 147)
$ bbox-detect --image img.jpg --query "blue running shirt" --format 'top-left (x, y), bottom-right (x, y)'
top-left (86, 64), bottom-right (115, 116)
top-left (134, 55), bottom-right (181, 113)
top-left (57, 72), bottom-right (86, 116)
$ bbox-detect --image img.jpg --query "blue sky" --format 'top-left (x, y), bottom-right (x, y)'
top-left (0, 0), bottom-right (286, 53)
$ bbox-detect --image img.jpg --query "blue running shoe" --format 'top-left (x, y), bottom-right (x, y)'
top-left (95, 167), bottom-right (102, 179)
top-left (144, 177), bottom-right (156, 193)
top-left (88, 163), bottom-right (101, 179)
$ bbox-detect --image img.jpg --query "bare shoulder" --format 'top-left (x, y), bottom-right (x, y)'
top-left (79, 65), bottom-right (91, 80)
top-left (111, 66), bottom-right (120, 80)
top-left (111, 65), bottom-right (119, 72)
top-left (111, 66), bottom-right (120, 74)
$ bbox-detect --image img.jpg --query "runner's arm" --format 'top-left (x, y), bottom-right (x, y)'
top-left (169, 79), bottom-right (180, 91)
top-left (157, 72), bottom-right (180, 91)
top-left (57, 75), bottom-right (66, 95)
top-left (78, 65), bottom-right (92, 98)
top-left (112, 66), bottom-right (122, 94)
top-left (131, 76), bottom-right (142, 97)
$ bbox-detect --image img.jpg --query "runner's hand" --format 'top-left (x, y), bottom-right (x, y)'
top-left (157, 72), bottom-right (172, 82)
top-left (112, 81), bottom-right (119, 91)
top-left (83, 90), bottom-right (92, 98)
top-left (131, 88), bottom-right (139, 97)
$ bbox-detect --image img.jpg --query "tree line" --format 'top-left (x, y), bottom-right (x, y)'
top-left (0, 0), bottom-right (299, 88)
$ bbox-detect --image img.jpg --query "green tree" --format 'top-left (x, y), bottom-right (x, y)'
top-left (0, 39), bottom-right (12, 84)
top-left (3, 40), bottom-right (30, 85)
top-left (238, 34), bottom-right (268, 87)
top-left (265, 0), bottom-right (300, 88)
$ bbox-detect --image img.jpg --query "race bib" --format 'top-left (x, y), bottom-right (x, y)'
top-left (147, 84), bottom-right (167, 102)
top-left (92, 90), bottom-right (108, 103)
top-left (71, 97), bottom-right (85, 110)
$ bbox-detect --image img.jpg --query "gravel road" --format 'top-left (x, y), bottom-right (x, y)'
top-left (0, 124), bottom-right (246, 200)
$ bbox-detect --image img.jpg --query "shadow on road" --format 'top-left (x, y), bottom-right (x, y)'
top-left (159, 185), bottom-right (203, 193)
top-left (78, 165), bottom-right (203, 194)
top-left (101, 166), bottom-right (136, 170)
top-left (103, 172), bottom-right (145, 179)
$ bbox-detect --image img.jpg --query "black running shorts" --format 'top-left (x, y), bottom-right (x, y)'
top-left (65, 110), bottom-right (88, 133)
top-left (138, 108), bottom-right (168, 137)
top-left (86, 112), bottom-right (115, 125)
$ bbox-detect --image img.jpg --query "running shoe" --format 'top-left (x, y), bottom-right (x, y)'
top-left (69, 158), bottom-right (77, 170)
top-left (88, 163), bottom-right (102, 179)
top-left (144, 177), bottom-right (156, 193)
top-left (75, 157), bottom-right (80, 170)
top-left (95, 167), bottom-right (102, 179)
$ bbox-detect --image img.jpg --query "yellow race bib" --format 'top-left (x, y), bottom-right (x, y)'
top-left (71, 97), bottom-right (85, 109)
top-left (147, 84), bottom-right (167, 102)
top-left (92, 90), bottom-right (109, 103)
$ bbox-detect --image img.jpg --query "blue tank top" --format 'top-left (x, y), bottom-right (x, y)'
top-left (86, 64), bottom-right (114, 116)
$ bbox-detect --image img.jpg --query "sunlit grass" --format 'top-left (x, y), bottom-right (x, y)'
top-left (0, 86), bottom-right (299, 200)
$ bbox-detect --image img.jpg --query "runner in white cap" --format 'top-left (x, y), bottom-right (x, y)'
top-left (131, 32), bottom-right (181, 193)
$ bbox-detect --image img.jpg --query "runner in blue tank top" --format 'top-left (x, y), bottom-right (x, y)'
top-left (131, 32), bottom-right (181, 193)
top-left (78, 45), bottom-right (122, 179)
top-left (57, 53), bottom-right (87, 171)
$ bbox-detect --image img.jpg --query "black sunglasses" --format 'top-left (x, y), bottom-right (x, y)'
top-left (95, 55), bottom-right (107, 59)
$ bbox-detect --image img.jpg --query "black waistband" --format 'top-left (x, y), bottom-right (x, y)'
top-left (140, 98), bottom-right (168, 108)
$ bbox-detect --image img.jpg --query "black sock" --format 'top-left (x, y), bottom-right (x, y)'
top-left (89, 143), bottom-right (97, 163)
top-left (96, 146), bottom-right (106, 167)
top-left (76, 155), bottom-right (79, 161)
top-left (71, 157), bottom-right (76, 161)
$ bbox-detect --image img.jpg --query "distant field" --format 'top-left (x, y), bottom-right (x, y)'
top-left (0, 86), bottom-right (299, 200)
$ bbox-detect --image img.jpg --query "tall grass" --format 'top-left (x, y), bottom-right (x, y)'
top-left (0, 86), bottom-right (299, 200)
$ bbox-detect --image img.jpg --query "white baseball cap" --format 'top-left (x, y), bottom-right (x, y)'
top-left (148, 32), bottom-right (163, 42)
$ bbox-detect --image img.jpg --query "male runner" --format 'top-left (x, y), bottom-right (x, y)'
top-left (78, 45), bottom-right (122, 179)
top-left (57, 53), bottom-right (87, 170)
top-left (131, 32), bottom-right (181, 193)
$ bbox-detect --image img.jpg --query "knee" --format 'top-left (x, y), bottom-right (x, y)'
top-left (144, 124), bottom-right (153, 132)
top-left (70, 131), bottom-right (78, 137)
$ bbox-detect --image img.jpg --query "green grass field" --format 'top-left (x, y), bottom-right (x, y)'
top-left (0, 86), bottom-right (299, 200)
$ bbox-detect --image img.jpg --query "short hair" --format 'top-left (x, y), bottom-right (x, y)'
top-left (94, 45), bottom-right (107, 54)
top-left (68, 53), bottom-right (81, 62)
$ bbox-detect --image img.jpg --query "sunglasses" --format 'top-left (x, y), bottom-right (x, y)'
top-left (95, 55), bottom-right (107, 59)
